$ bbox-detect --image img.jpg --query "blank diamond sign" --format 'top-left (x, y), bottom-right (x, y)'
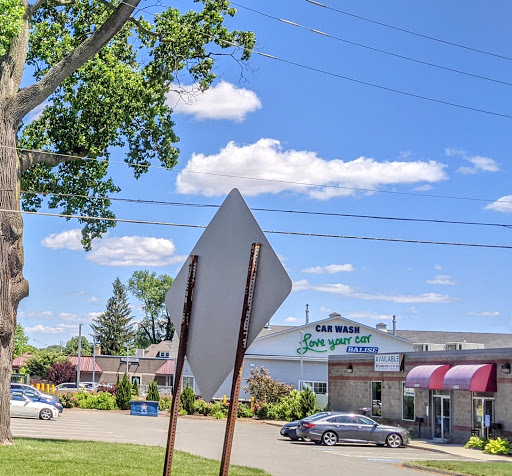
top-left (165, 188), bottom-right (291, 401)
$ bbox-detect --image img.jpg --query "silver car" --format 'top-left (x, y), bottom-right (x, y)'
top-left (297, 413), bottom-right (409, 448)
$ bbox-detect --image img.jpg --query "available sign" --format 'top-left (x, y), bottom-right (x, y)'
top-left (374, 353), bottom-right (402, 371)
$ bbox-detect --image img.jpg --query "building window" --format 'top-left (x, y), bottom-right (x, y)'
top-left (182, 376), bottom-right (194, 390)
top-left (158, 351), bottom-right (170, 358)
top-left (402, 383), bottom-right (415, 421)
top-left (371, 381), bottom-right (382, 417)
top-left (302, 381), bottom-right (328, 395)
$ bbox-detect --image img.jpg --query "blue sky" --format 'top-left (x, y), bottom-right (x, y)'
top-left (18, 0), bottom-right (512, 347)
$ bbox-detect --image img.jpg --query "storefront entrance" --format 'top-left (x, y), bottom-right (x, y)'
top-left (433, 390), bottom-right (451, 440)
top-left (473, 393), bottom-right (495, 439)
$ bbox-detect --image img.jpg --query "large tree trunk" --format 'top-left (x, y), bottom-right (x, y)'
top-left (0, 109), bottom-right (29, 445)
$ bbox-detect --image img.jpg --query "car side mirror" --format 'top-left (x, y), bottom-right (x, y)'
top-left (373, 423), bottom-right (378, 427)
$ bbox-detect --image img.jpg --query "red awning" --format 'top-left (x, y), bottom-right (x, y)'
top-left (70, 356), bottom-right (102, 373)
top-left (405, 365), bottom-right (450, 390)
top-left (155, 360), bottom-right (175, 376)
top-left (442, 364), bottom-right (496, 392)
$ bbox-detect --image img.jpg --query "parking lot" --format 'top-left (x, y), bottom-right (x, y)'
top-left (11, 411), bottom-right (470, 476)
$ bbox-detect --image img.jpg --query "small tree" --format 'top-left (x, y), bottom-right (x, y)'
top-left (147, 379), bottom-right (160, 402)
top-left (132, 379), bottom-right (139, 397)
top-left (25, 351), bottom-right (67, 380)
top-left (243, 367), bottom-right (294, 404)
top-left (299, 387), bottom-right (316, 418)
top-left (47, 361), bottom-right (77, 385)
top-left (64, 337), bottom-right (93, 356)
top-left (180, 385), bottom-right (196, 415)
top-left (116, 374), bottom-right (132, 410)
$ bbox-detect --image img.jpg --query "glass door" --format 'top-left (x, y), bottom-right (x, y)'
top-left (433, 392), bottom-right (451, 440)
top-left (473, 397), bottom-right (495, 438)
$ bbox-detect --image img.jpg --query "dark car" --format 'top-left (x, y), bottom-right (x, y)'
top-left (280, 412), bottom-right (336, 441)
top-left (297, 413), bottom-right (409, 448)
top-left (10, 384), bottom-right (63, 413)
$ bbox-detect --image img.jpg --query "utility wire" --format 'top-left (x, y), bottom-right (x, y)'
top-left (111, 0), bottom-right (512, 119)
top-left (1, 207), bottom-right (511, 249)
top-left (20, 190), bottom-right (512, 230)
top-left (232, 2), bottom-right (512, 88)
top-left (306, 0), bottom-right (512, 62)
top-left (7, 144), bottom-right (512, 205)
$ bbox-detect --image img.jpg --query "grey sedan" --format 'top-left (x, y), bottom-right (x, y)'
top-left (297, 413), bottom-right (409, 448)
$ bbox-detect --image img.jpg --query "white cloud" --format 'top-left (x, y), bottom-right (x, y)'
top-left (176, 139), bottom-right (448, 199)
top-left (468, 311), bottom-right (500, 317)
top-left (41, 229), bottom-right (186, 267)
top-left (434, 264), bottom-right (442, 271)
top-left (427, 275), bottom-right (456, 285)
top-left (166, 81), bottom-right (261, 122)
top-left (25, 101), bottom-right (48, 122)
top-left (25, 323), bottom-right (77, 334)
top-left (18, 311), bottom-right (54, 318)
top-left (447, 148), bottom-right (499, 175)
top-left (41, 229), bottom-right (83, 250)
top-left (319, 306), bottom-right (333, 313)
top-left (485, 195), bottom-right (512, 213)
top-left (285, 317), bottom-right (301, 323)
top-left (302, 264), bottom-right (354, 274)
top-left (293, 280), bottom-right (454, 303)
top-left (88, 296), bottom-right (101, 303)
top-left (414, 184), bottom-right (432, 191)
top-left (345, 311), bottom-right (394, 321)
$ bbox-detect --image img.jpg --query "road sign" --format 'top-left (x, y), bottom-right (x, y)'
top-left (165, 188), bottom-right (291, 401)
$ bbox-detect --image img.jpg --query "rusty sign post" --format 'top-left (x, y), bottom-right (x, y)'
top-left (163, 255), bottom-right (198, 476)
top-left (219, 243), bottom-right (261, 476)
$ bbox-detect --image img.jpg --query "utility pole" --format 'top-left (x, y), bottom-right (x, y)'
top-left (77, 324), bottom-right (83, 388)
top-left (299, 331), bottom-right (304, 391)
top-left (92, 335), bottom-right (96, 386)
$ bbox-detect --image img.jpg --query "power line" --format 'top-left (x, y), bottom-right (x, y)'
top-left (20, 190), bottom-right (512, 230)
top-left (231, 2), bottom-right (512, 88)
top-left (1, 207), bottom-right (511, 249)
top-left (306, 0), bottom-right (512, 62)
top-left (111, 0), bottom-right (512, 119)
top-left (7, 144), bottom-right (512, 205)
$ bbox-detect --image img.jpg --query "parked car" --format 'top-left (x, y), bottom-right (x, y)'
top-left (54, 382), bottom-right (87, 392)
top-left (10, 383), bottom-right (63, 413)
top-left (10, 393), bottom-right (59, 420)
top-left (297, 413), bottom-right (410, 448)
top-left (280, 412), bottom-right (336, 441)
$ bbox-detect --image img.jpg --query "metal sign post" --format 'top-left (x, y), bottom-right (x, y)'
top-left (163, 255), bottom-right (198, 476)
top-left (219, 243), bottom-right (261, 476)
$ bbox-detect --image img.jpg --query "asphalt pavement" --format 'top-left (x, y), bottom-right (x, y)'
top-left (10, 410), bottom-right (512, 475)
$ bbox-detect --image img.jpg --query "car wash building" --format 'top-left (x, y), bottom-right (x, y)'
top-left (329, 347), bottom-right (512, 443)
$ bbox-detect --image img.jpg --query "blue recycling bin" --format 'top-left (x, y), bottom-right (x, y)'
top-left (130, 400), bottom-right (159, 417)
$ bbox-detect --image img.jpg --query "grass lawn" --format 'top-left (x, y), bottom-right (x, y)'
top-left (408, 460), bottom-right (512, 476)
top-left (0, 438), bottom-right (270, 476)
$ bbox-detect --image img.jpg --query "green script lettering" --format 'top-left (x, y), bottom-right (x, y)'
top-left (355, 334), bottom-right (372, 344)
top-left (328, 337), bottom-right (352, 351)
top-left (296, 333), bottom-right (328, 354)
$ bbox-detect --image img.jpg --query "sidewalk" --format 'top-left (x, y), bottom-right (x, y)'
top-left (408, 438), bottom-right (512, 463)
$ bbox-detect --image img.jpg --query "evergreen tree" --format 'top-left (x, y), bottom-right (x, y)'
top-left (299, 387), bottom-right (316, 418)
top-left (116, 374), bottom-right (132, 410)
top-left (180, 385), bottom-right (196, 415)
top-left (132, 379), bottom-right (139, 397)
top-left (147, 379), bottom-right (160, 402)
top-left (91, 278), bottom-right (135, 355)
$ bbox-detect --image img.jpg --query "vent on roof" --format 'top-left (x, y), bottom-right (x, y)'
top-left (445, 342), bottom-right (484, 350)
top-left (376, 323), bottom-right (387, 332)
top-left (413, 343), bottom-right (445, 352)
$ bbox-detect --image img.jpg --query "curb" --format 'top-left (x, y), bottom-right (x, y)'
top-left (403, 462), bottom-right (466, 476)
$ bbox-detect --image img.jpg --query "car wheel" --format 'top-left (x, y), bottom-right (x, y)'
top-left (39, 408), bottom-right (52, 420)
top-left (386, 434), bottom-right (402, 448)
top-left (289, 437), bottom-right (300, 441)
top-left (322, 431), bottom-right (338, 446)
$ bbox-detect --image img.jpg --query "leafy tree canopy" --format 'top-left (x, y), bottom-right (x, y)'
top-left (243, 366), bottom-right (294, 404)
top-left (128, 270), bottom-right (174, 346)
top-left (13, 324), bottom-right (34, 358)
top-left (25, 351), bottom-right (68, 379)
top-left (64, 336), bottom-right (93, 356)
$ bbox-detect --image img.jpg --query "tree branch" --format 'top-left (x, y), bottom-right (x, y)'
top-left (96, 0), bottom-right (158, 37)
top-left (29, 0), bottom-right (74, 15)
top-left (19, 149), bottom-right (86, 174)
top-left (14, 0), bottom-right (142, 124)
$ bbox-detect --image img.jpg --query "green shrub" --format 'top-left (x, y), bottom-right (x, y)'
top-left (132, 379), bottom-right (139, 396)
top-left (210, 400), bottom-right (229, 417)
top-left (194, 398), bottom-right (211, 416)
top-left (116, 374), bottom-right (132, 410)
top-left (464, 436), bottom-right (487, 450)
top-left (180, 385), bottom-right (196, 415)
top-left (213, 410), bottom-right (225, 419)
top-left (484, 437), bottom-right (512, 455)
top-left (147, 380), bottom-right (160, 402)
top-left (299, 387), bottom-right (316, 418)
top-left (159, 395), bottom-right (173, 411)
top-left (59, 392), bottom-right (80, 408)
top-left (237, 403), bottom-right (254, 418)
top-left (254, 402), bottom-right (270, 419)
top-left (270, 390), bottom-right (302, 421)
